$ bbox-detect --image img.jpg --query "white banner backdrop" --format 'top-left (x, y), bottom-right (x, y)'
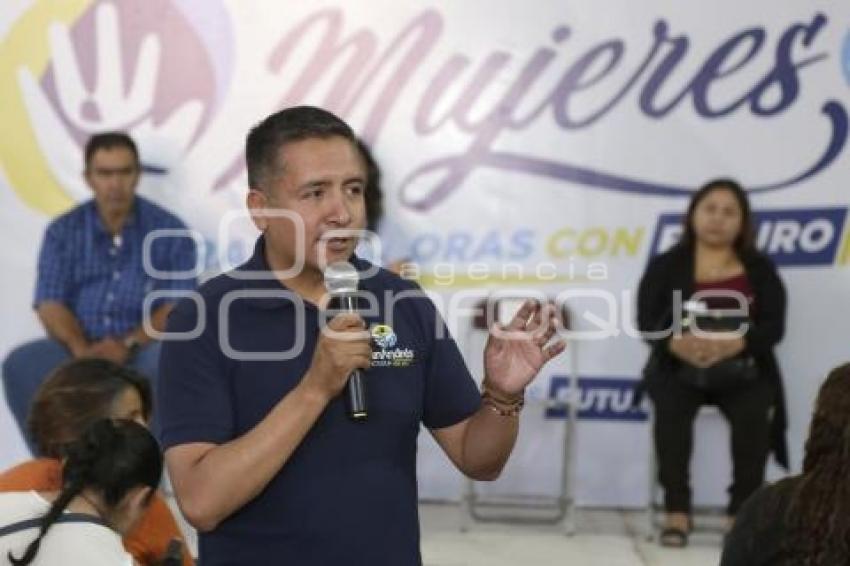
top-left (1, 0), bottom-right (849, 507)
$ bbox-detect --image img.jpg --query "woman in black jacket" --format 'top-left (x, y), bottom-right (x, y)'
top-left (637, 178), bottom-right (788, 547)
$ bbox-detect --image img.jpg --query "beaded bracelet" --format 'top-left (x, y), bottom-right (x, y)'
top-left (481, 382), bottom-right (525, 417)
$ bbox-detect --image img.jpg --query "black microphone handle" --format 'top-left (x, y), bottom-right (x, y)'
top-left (340, 293), bottom-right (368, 421)
top-left (160, 538), bottom-right (183, 566)
top-left (346, 369), bottom-right (368, 420)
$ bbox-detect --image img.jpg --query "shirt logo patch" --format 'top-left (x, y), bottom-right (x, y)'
top-left (371, 324), bottom-right (397, 349)
top-left (370, 324), bottom-right (415, 368)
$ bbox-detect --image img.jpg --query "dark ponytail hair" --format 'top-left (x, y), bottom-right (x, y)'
top-left (9, 419), bottom-right (162, 565)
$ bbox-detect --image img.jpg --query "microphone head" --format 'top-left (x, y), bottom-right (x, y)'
top-left (324, 261), bottom-right (359, 295)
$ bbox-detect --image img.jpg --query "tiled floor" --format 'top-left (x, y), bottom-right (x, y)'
top-left (420, 503), bottom-right (722, 566)
top-left (166, 496), bottom-right (723, 565)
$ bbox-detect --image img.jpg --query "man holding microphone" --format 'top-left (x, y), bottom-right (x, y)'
top-left (157, 106), bottom-right (565, 565)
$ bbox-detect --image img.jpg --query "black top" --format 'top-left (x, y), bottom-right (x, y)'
top-left (636, 245), bottom-right (789, 467)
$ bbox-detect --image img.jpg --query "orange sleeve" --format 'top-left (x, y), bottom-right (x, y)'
top-left (0, 459), bottom-right (62, 492)
top-left (123, 492), bottom-right (195, 566)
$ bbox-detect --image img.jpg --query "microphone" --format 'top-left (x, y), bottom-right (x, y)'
top-left (324, 261), bottom-right (368, 421)
top-left (160, 538), bottom-right (183, 566)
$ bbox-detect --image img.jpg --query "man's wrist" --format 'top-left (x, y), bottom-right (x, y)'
top-left (297, 372), bottom-right (334, 407)
top-left (68, 339), bottom-right (89, 357)
top-left (481, 379), bottom-right (525, 417)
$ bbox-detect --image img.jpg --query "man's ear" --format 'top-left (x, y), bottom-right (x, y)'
top-left (247, 189), bottom-right (269, 231)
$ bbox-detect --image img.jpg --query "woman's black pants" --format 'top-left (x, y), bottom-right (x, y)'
top-left (649, 375), bottom-right (774, 516)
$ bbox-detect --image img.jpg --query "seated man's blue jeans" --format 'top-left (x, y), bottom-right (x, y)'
top-left (2, 337), bottom-right (162, 454)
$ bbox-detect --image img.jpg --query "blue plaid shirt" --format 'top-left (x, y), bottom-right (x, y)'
top-left (34, 196), bottom-right (198, 340)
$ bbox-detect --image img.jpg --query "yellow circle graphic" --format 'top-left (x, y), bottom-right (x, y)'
top-left (0, 1), bottom-right (91, 215)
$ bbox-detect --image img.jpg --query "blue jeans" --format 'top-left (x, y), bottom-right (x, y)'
top-left (2, 337), bottom-right (161, 454)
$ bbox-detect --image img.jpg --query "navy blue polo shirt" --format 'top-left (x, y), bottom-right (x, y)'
top-left (158, 237), bottom-right (480, 566)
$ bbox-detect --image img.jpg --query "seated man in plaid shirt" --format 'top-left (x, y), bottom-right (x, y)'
top-left (2, 132), bottom-right (197, 450)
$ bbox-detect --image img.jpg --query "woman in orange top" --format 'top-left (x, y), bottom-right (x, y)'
top-left (0, 358), bottom-right (193, 565)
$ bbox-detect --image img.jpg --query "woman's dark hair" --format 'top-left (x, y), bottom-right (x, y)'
top-left (784, 363), bottom-right (850, 565)
top-left (357, 139), bottom-right (384, 234)
top-left (678, 178), bottom-right (755, 255)
top-left (9, 419), bottom-right (163, 565)
top-left (28, 358), bottom-right (152, 458)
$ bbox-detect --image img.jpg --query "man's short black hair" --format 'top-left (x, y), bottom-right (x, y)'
top-left (245, 106), bottom-right (357, 189)
top-left (84, 132), bottom-right (139, 170)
